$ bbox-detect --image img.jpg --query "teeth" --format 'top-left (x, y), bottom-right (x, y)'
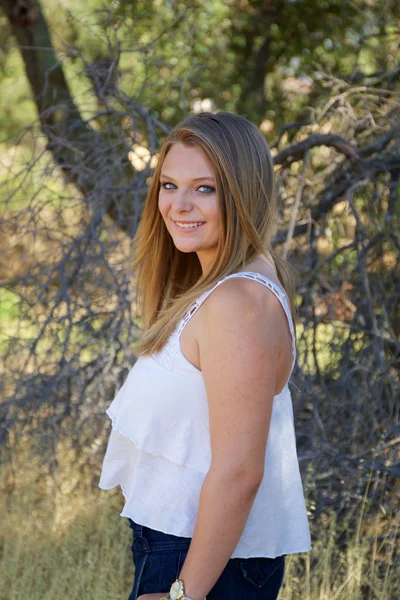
top-left (175, 222), bottom-right (204, 228)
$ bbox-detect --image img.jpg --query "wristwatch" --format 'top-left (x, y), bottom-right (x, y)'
top-left (160, 577), bottom-right (206, 600)
top-left (170, 578), bottom-right (190, 600)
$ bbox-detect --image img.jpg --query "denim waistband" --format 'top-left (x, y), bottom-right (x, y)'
top-left (129, 519), bottom-right (192, 552)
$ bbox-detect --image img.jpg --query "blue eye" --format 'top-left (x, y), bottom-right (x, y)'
top-left (159, 182), bottom-right (215, 193)
top-left (197, 185), bottom-right (215, 194)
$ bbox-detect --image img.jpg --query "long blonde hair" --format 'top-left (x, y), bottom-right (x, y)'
top-left (131, 111), bottom-right (297, 355)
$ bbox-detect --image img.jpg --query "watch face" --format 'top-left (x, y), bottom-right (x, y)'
top-left (170, 580), bottom-right (184, 600)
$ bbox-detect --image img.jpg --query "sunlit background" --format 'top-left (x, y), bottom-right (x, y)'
top-left (0, 1), bottom-right (399, 598)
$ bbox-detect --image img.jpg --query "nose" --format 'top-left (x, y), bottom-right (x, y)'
top-left (171, 189), bottom-right (193, 211)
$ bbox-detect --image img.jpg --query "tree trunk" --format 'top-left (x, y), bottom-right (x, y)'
top-left (0, 0), bottom-right (140, 233)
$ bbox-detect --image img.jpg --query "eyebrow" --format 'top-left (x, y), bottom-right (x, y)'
top-left (160, 173), bottom-right (215, 183)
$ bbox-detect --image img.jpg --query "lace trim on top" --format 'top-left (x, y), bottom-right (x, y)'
top-left (176, 271), bottom-right (297, 381)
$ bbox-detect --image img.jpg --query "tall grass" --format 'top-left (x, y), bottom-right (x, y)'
top-left (0, 462), bottom-right (133, 600)
top-left (0, 445), bottom-right (398, 600)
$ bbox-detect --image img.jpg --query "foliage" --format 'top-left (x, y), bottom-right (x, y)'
top-left (1, 0), bottom-right (400, 138)
top-left (0, 0), bottom-right (399, 577)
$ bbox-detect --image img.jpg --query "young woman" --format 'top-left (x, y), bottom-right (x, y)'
top-left (99, 111), bottom-right (312, 600)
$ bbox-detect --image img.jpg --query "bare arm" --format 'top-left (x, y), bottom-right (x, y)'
top-left (178, 279), bottom-right (284, 600)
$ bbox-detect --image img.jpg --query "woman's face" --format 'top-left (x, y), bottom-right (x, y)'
top-left (158, 142), bottom-right (220, 273)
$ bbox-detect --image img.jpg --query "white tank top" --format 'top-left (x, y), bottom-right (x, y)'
top-left (98, 272), bottom-right (312, 558)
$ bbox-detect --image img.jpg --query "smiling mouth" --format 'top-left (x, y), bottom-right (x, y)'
top-left (173, 220), bottom-right (206, 229)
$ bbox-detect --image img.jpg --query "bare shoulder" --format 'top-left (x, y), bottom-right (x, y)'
top-left (197, 276), bottom-right (286, 479)
top-left (199, 276), bottom-right (284, 345)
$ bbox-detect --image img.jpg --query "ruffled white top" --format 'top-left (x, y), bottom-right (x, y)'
top-left (99, 272), bottom-right (312, 558)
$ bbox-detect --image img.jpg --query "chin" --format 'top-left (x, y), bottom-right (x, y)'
top-left (174, 244), bottom-right (200, 253)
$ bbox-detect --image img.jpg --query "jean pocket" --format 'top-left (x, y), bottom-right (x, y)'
top-left (239, 555), bottom-right (285, 588)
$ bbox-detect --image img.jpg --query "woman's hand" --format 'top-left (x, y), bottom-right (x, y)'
top-left (137, 593), bottom-right (169, 600)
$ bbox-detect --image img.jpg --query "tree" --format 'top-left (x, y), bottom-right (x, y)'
top-left (0, 0), bottom-right (399, 535)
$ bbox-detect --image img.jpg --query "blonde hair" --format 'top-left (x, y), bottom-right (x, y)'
top-left (131, 111), bottom-right (297, 356)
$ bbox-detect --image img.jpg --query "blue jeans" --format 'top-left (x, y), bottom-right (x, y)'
top-left (128, 519), bottom-right (285, 600)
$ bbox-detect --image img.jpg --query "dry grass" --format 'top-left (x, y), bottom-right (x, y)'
top-left (0, 442), bottom-right (398, 600)
top-left (0, 466), bottom-right (133, 599)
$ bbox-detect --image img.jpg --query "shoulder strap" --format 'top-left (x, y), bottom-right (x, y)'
top-left (177, 271), bottom-right (297, 381)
